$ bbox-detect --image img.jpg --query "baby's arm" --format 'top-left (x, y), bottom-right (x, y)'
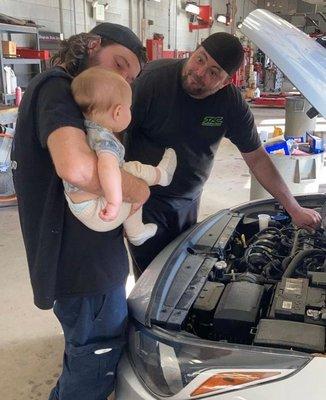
top-left (97, 152), bottom-right (122, 221)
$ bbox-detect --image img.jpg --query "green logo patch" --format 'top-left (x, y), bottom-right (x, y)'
top-left (201, 116), bottom-right (224, 127)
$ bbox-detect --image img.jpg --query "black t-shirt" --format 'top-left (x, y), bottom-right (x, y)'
top-left (125, 59), bottom-right (261, 203)
top-left (12, 67), bottom-right (128, 310)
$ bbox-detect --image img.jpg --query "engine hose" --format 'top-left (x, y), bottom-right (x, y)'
top-left (290, 229), bottom-right (305, 256)
top-left (283, 249), bottom-right (325, 278)
top-left (223, 272), bottom-right (276, 284)
top-left (245, 248), bottom-right (271, 265)
top-left (263, 259), bottom-right (283, 279)
top-left (268, 220), bottom-right (283, 229)
top-left (247, 227), bottom-right (280, 245)
top-left (282, 256), bottom-right (292, 271)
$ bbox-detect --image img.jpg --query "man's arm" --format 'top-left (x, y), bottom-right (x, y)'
top-left (47, 127), bottom-right (150, 205)
top-left (48, 126), bottom-right (101, 194)
top-left (242, 146), bottom-right (321, 230)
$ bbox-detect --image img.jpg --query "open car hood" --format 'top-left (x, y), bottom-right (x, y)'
top-left (240, 9), bottom-right (326, 117)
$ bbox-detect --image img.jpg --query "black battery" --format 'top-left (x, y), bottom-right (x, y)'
top-left (270, 278), bottom-right (308, 322)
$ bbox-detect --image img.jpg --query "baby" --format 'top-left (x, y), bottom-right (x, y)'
top-left (64, 66), bottom-right (177, 245)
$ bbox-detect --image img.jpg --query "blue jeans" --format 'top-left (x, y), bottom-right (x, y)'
top-left (49, 284), bottom-right (128, 400)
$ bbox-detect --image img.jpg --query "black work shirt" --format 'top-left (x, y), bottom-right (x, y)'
top-left (125, 59), bottom-right (261, 203)
top-left (12, 68), bottom-right (128, 310)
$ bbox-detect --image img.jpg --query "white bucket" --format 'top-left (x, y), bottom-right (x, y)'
top-left (250, 153), bottom-right (324, 200)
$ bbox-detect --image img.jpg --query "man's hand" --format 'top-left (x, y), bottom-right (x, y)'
top-left (288, 205), bottom-right (322, 231)
top-left (129, 202), bottom-right (142, 216)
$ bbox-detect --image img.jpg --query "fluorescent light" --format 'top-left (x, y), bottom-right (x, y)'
top-left (185, 3), bottom-right (200, 15)
top-left (217, 15), bottom-right (227, 23)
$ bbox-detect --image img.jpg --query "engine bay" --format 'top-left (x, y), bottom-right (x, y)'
top-left (150, 202), bottom-right (326, 355)
top-left (186, 208), bottom-right (326, 353)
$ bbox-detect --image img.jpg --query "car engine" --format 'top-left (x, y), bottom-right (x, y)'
top-left (185, 209), bottom-right (326, 354)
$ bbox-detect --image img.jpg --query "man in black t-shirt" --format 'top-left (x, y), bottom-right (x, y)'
top-left (12, 24), bottom-right (148, 400)
top-left (125, 32), bottom-right (321, 275)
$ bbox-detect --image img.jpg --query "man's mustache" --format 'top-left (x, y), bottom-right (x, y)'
top-left (186, 71), bottom-right (204, 86)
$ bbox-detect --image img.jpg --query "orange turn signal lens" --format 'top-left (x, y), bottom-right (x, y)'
top-left (191, 371), bottom-right (281, 397)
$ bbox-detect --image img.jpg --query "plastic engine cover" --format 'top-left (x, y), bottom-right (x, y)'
top-left (254, 319), bottom-right (325, 353)
top-left (213, 281), bottom-right (264, 341)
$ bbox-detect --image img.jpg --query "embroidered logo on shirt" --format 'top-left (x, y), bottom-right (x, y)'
top-left (201, 116), bottom-right (224, 127)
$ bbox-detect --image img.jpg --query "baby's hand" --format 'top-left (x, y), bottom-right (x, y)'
top-left (99, 202), bottom-right (120, 222)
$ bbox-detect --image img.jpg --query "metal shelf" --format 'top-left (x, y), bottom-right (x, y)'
top-left (0, 23), bottom-right (38, 35)
top-left (4, 58), bottom-right (41, 65)
top-left (0, 23), bottom-right (41, 105)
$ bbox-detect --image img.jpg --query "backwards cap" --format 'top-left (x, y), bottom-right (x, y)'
top-left (90, 23), bottom-right (145, 67)
top-left (201, 32), bottom-right (244, 76)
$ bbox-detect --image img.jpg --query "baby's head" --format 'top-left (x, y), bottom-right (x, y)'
top-left (71, 66), bottom-right (132, 132)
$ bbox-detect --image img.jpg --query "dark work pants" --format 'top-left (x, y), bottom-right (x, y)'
top-left (129, 195), bottom-right (200, 278)
top-left (48, 283), bottom-right (128, 400)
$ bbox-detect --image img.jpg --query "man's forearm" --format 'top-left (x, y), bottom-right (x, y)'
top-left (74, 162), bottom-right (150, 205)
top-left (121, 169), bottom-right (150, 205)
top-left (72, 157), bottom-right (150, 205)
top-left (48, 127), bottom-right (148, 206)
top-left (242, 147), bottom-right (300, 214)
top-left (256, 167), bottom-right (300, 214)
top-left (48, 127), bottom-right (103, 195)
top-left (242, 146), bottom-right (321, 230)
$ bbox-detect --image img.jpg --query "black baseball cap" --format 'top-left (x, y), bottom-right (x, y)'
top-left (90, 23), bottom-right (146, 67)
top-left (201, 32), bottom-right (244, 76)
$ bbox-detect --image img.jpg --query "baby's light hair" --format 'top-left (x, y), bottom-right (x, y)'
top-left (71, 66), bottom-right (131, 116)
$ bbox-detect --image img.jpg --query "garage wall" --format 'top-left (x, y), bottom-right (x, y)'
top-left (0, 0), bottom-right (90, 37)
top-left (0, 0), bottom-right (257, 52)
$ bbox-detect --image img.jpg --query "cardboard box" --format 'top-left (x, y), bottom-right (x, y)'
top-left (2, 41), bottom-right (16, 56)
top-left (264, 140), bottom-right (290, 155)
top-left (306, 131), bottom-right (323, 153)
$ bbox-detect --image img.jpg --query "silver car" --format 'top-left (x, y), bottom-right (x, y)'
top-left (117, 193), bottom-right (326, 400)
top-left (117, 9), bottom-right (326, 400)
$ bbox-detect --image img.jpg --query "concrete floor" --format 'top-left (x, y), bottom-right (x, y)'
top-left (0, 108), bottom-right (325, 399)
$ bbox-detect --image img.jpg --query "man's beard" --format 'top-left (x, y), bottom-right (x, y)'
top-left (181, 71), bottom-right (206, 97)
top-left (181, 64), bottom-right (225, 99)
top-left (181, 70), bottom-right (222, 98)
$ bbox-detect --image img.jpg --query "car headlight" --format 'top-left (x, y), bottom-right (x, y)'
top-left (128, 321), bottom-right (312, 398)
